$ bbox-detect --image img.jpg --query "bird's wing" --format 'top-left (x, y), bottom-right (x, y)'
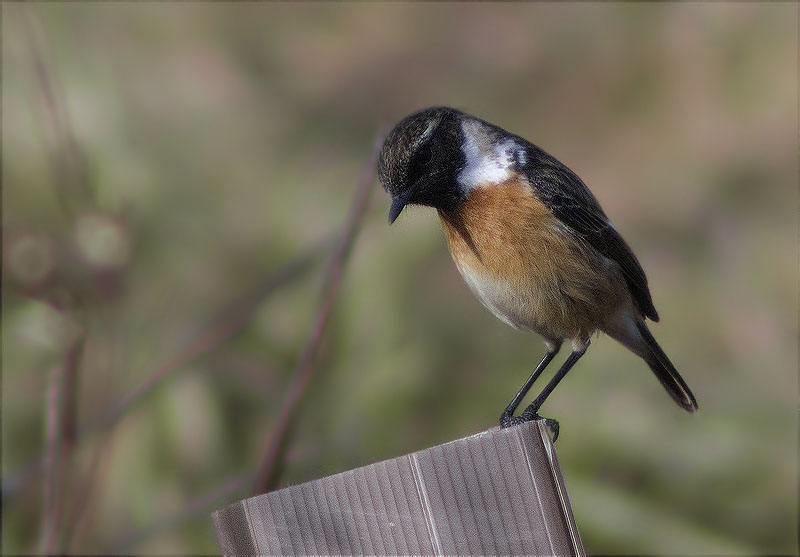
top-left (519, 143), bottom-right (659, 322)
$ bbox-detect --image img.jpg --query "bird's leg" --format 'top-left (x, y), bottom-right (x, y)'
top-left (514, 343), bottom-right (589, 441)
top-left (500, 343), bottom-right (561, 428)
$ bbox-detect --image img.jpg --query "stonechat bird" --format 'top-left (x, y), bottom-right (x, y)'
top-left (378, 107), bottom-right (697, 437)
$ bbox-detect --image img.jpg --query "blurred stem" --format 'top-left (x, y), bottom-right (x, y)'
top-left (21, 6), bottom-right (95, 216)
top-left (251, 129), bottom-right (386, 495)
top-left (94, 243), bottom-right (327, 431)
top-left (40, 335), bottom-right (85, 555)
top-left (111, 472), bottom-right (255, 553)
top-left (2, 245), bottom-right (325, 501)
top-left (63, 427), bottom-right (111, 554)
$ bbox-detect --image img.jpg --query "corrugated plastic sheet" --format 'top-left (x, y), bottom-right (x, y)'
top-left (213, 420), bottom-right (584, 556)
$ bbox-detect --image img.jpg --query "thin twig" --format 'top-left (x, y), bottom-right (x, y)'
top-left (251, 129), bottom-right (385, 495)
top-left (21, 6), bottom-right (93, 213)
top-left (110, 472), bottom-right (255, 553)
top-left (92, 245), bottom-right (327, 432)
top-left (63, 423), bottom-right (112, 554)
top-left (2, 246), bottom-right (326, 499)
top-left (40, 366), bottom-right (62, 554)
top-left (40, 336), bottom-right (84, 555)
top-left (106, 426), bottom-right (320, 551)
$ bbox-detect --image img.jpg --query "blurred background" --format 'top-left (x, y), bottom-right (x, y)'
top-left (3, 2), bottom-right (797, 555)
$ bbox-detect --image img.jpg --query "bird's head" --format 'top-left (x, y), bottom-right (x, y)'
top-left (378, 107), bottom-right (468, 224)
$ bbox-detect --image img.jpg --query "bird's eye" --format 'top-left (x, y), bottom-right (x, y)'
top-left (417, 145), bottom-right (434, 166)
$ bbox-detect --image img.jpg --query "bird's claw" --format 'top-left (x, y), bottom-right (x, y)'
top-left (499, 411), bottom-right (560, 442)
top-left (542, 417), bottom-right (560, 442)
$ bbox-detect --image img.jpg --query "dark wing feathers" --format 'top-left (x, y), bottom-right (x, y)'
top-left (520, 144), bottom-right (660, 322)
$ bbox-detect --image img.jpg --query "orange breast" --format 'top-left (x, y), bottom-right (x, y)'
top-left (438, 179), bottom-right (627, 341)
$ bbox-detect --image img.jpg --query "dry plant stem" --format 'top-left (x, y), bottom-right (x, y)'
top-left (111, 472), bottom-right (255, 553)
top-left (109, 434), bottom-right (316, 550)
top-left (76, 228), bottom-right (341, 549)
top-left (21, 7), bottom-right (93, 213)
top-left (252, 130), bottom-right (386, 495)
top-left (96, 245), bottom-right (325, 430)
top-left (40, 336), bottom-right (85, 555)
top-left (41, 367), bottom-right (63, 554)
top-left (64, 427), bottom-right (111, 553)
top-left (2, 246), bottom-right (323, 499)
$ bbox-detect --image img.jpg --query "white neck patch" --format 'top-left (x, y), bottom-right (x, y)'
top-left (457, 119), bottom-right (526, 193)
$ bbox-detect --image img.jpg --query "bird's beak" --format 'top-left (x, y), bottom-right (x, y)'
top-left (388, 196), bottom-right (408, 225)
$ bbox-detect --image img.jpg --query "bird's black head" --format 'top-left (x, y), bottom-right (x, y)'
top-left (378, 107), bottom-right (466, 224)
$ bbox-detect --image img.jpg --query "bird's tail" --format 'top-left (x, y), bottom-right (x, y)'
top-left (634, 320), bottom-right (698, 412)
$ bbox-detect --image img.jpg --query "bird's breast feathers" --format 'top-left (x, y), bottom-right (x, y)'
top-left (438, 178), bottom-right (626, 339)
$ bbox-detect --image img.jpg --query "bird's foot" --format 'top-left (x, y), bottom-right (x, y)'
top-left (499, 413), bottom-right (528, 428)
top-left (499, 410), bottom-right (560, 442)
top-left (542, 417), bottom-right (560, 442)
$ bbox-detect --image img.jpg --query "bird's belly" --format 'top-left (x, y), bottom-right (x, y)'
top-left (455, 260), bottom-right (565, 336)
top-left (458, 265), bottom-right (524, 329)
top-left (458, 265), bottom-right (533, 329)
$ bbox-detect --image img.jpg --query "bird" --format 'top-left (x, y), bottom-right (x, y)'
top-left (377, 106), bottom-right (697, 437)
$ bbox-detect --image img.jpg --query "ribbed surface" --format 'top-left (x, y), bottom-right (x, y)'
top-left (213, 420), bottom-right (584, 556)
